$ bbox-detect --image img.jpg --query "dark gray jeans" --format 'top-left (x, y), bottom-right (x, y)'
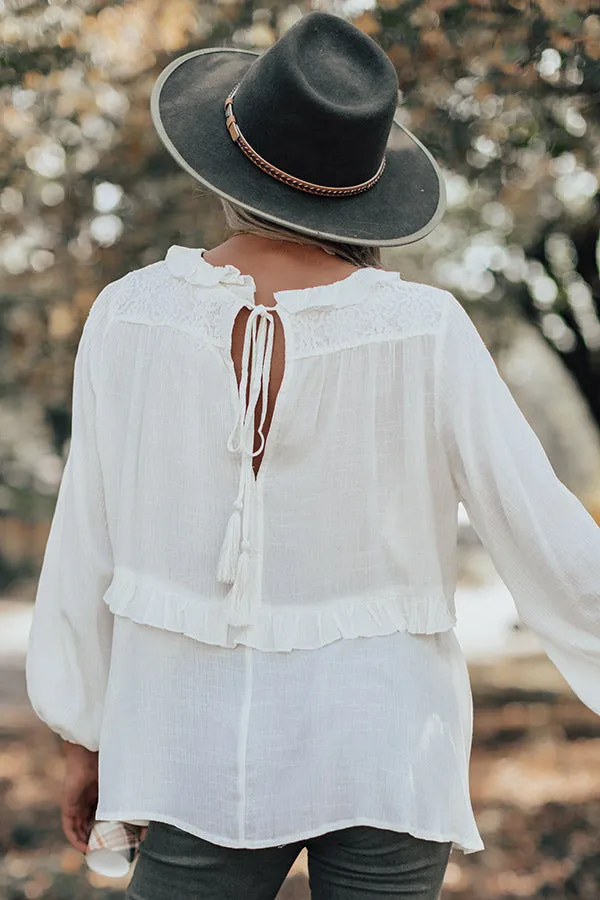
top-left (125, 821), bottom-right (452, 899)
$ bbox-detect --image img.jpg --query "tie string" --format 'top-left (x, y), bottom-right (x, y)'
top-left (218, 304), bottom-right (277, 626)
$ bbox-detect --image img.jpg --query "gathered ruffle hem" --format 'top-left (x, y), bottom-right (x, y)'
top-left (101, 566), bottom-right (457, 652)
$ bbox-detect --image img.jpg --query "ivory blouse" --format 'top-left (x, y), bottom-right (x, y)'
top-left (25, 246), bottom-right (600, 856)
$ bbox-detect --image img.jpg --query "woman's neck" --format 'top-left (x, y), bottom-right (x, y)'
top-left (203, 233), bottom-right (359, 283)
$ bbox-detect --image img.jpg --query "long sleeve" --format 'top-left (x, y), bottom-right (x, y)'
top-left (26, 285), bottom-right (115, 751)
top-left (435, 292), bottom-right (600, 716)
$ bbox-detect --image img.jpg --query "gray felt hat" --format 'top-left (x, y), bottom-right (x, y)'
top-left (150, 11), bottom-right (446, 247)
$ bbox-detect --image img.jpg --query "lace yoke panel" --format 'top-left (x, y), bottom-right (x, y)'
top-left (105, 256), bottom-right (444, 359)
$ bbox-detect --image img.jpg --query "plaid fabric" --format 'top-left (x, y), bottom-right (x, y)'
top-left (86, 820), bottom-right (144, 875)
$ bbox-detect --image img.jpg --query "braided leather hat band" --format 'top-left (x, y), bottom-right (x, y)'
top-left (224, 86), bottom-right (386, 198)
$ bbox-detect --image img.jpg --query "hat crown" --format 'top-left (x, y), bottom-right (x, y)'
top-left (232, 12), bottom-right (399, 188)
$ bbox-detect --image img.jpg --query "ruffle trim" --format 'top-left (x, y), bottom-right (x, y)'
top-left (165, 245), bottom-right (256, 289)
top-left (102, 567), bottom-right (457, 652)
top-left (164, 244), bottom-right (402, 313)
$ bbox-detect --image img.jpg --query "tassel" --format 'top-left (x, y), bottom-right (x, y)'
top-left (224, 550), bottom-right (255, 626)
top-left (216, 506), bottom-right (242, 584)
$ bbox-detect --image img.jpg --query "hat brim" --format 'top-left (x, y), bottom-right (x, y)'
top-left (150, 48), bottom-right (446, 247)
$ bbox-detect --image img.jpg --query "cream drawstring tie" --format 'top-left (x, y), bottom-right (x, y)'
top-left (217, 304), bottom-right (276, 626)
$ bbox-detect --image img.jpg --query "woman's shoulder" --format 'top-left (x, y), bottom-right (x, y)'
top-left (88, 253), bottom-right (189, 323)
top-left (377, 271), bottom-right (454, 324)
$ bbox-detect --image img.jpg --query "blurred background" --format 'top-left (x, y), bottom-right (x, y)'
top-left (1, 0), bottom-right (600, 897)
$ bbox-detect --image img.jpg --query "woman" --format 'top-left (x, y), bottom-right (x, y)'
top-left (26, 11), bottom-right (600, 900)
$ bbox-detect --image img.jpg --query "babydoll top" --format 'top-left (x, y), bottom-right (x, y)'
top-left (26, 246), bottom-right (600, 856)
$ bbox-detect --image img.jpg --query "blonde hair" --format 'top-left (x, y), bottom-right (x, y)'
top-left (220, 199), bottom-right (383, 269)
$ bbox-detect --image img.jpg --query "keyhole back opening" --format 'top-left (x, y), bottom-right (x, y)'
top-left (230, 299), bottom-right (286, 481)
